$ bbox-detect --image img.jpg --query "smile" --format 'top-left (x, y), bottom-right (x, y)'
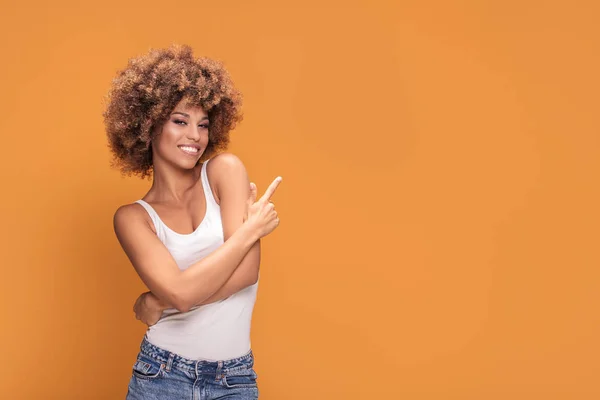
top-left (178, 145), bottom-right (200, 155)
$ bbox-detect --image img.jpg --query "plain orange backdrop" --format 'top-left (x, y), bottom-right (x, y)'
top-left (0, 0), bottom-right (598, 399)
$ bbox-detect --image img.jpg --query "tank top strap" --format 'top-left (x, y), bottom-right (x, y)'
top-left (201, 158), bottom-right (220, 209)
top-left (134, 199), bottom-right (162, 233)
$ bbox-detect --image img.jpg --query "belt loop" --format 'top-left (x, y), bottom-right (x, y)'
top-left (215, 360), bottom-right (224, 381)
top-left (165, 353), bottom-right (175, 372)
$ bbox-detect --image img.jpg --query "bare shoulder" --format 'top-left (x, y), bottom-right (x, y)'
top-left (206, 152), bottom-right (249, 203)
top-left (113, 202), bottom-right (155, 235)
top-left (207, 152), bottom-right (246, 172)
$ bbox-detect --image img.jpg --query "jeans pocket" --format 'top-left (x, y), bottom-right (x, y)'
top-left (222, 368), bottom-right (258, 388)
top-left (132, 355), bottom-right (165, 380)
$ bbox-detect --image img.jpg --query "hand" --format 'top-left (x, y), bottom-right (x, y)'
top-left (244, 177), bottom-right (282, 238)
top-left (133, 291), bottom-right (164, 326)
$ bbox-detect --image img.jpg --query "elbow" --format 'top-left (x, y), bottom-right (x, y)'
top-left (249, 270), bottom-right (259, 285)
top-left (249, 254), bottom-right (261, 285)
top-left (173, 301), bottom-right (192, 313)
top-left (248, 263), bottom-right (260, 285)
top-left (168, 291), bottom-right (193, 313)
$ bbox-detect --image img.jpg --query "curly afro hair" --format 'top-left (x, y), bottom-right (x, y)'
top-left (102, 44), bottom-right (243, 179)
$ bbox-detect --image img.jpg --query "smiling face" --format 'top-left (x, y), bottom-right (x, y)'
top-left (151, 98), bottom-right (210, 171)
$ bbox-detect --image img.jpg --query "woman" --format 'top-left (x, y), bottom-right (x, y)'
top-left (103, 44), bottom-right (281, 399)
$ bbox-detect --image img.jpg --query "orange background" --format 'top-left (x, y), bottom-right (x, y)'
top-left (1, 0), bottom-right (599, 399)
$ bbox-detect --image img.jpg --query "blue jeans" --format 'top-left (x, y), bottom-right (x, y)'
top-left (126, 335), bottom-right (259, 399)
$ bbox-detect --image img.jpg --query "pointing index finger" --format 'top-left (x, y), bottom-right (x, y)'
top-left (260, 176), bottom-right (282, 203)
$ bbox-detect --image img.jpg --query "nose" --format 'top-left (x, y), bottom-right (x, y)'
top-left (186, 124), bottom-right (202, 141)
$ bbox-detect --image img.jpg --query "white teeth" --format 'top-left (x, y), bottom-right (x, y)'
top-left (179, 146), bottom-right (199, 153)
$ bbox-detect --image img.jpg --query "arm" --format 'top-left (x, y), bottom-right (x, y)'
top-left (196, 243), bottom-right (260, 304)
top-left (137, 154), bottom-right (262, 315)
top-left (115, 205), bottom-right (257, 313)
top-left (199, 153), bottom-right (262, 302)
top-left (115, 153), bottom-right (281, 313)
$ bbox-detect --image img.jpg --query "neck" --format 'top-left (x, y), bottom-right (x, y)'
top-left (147, 161), bottom-right (202, 204)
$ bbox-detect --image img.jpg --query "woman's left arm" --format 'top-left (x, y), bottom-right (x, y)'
top-left (196, 152), bottom-right (262, 302)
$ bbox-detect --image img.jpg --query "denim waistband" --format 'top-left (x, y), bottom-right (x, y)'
top-left (139, 334), bottom-right (254, 374)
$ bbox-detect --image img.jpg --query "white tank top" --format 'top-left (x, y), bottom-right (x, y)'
top-left (134, 158), bottom-right (259, 361)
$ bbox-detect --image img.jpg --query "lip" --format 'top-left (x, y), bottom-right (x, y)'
top-left (178, 144), bottom-right (201, 157)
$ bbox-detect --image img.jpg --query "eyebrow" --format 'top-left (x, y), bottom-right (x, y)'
top-left (171, 111), bottom-right (209, 121)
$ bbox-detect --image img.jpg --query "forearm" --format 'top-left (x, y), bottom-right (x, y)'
top-left (149, 239), bottom-right (261, 311)
top-left (166, 222), bottom-right (259, 311)
top-left (198, 239), bottom-right (261, 305)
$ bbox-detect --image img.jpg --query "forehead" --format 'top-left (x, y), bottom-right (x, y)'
top-left (172, 99), bottom-right (207, 116)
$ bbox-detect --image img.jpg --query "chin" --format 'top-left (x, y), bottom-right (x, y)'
top-left (182, 160), bottom-right (201, 170)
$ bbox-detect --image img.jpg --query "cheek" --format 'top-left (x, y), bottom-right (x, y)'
top-left (163, 125), bottom-right (181, 140)
top-left (152, 134), bottom-right (176, 156)
top-left (157, 127), bottom-right (180, 145)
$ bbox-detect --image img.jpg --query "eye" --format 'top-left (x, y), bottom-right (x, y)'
top-left (199, 124), bottom-right (209, 129)
top-left (174, 119), bottom-right (186, 125)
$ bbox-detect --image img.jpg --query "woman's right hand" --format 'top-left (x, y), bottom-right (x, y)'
top-left (244, 177), bottom-right (282, 239)
top-left (133, 291), bottom-right (166, 326)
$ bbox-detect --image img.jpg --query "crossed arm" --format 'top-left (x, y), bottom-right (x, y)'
top-left (138, 237), bottom-right (260, 315)
top-left (116, 153), bottom-right (262, 324)
top-left (137, 233), bottom-right (259, 319)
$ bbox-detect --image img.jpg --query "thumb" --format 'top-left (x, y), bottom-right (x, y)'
top-left (248, 182), bottom-right (257, 204)
top-left (245, 183), bottom-right (257, 222)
